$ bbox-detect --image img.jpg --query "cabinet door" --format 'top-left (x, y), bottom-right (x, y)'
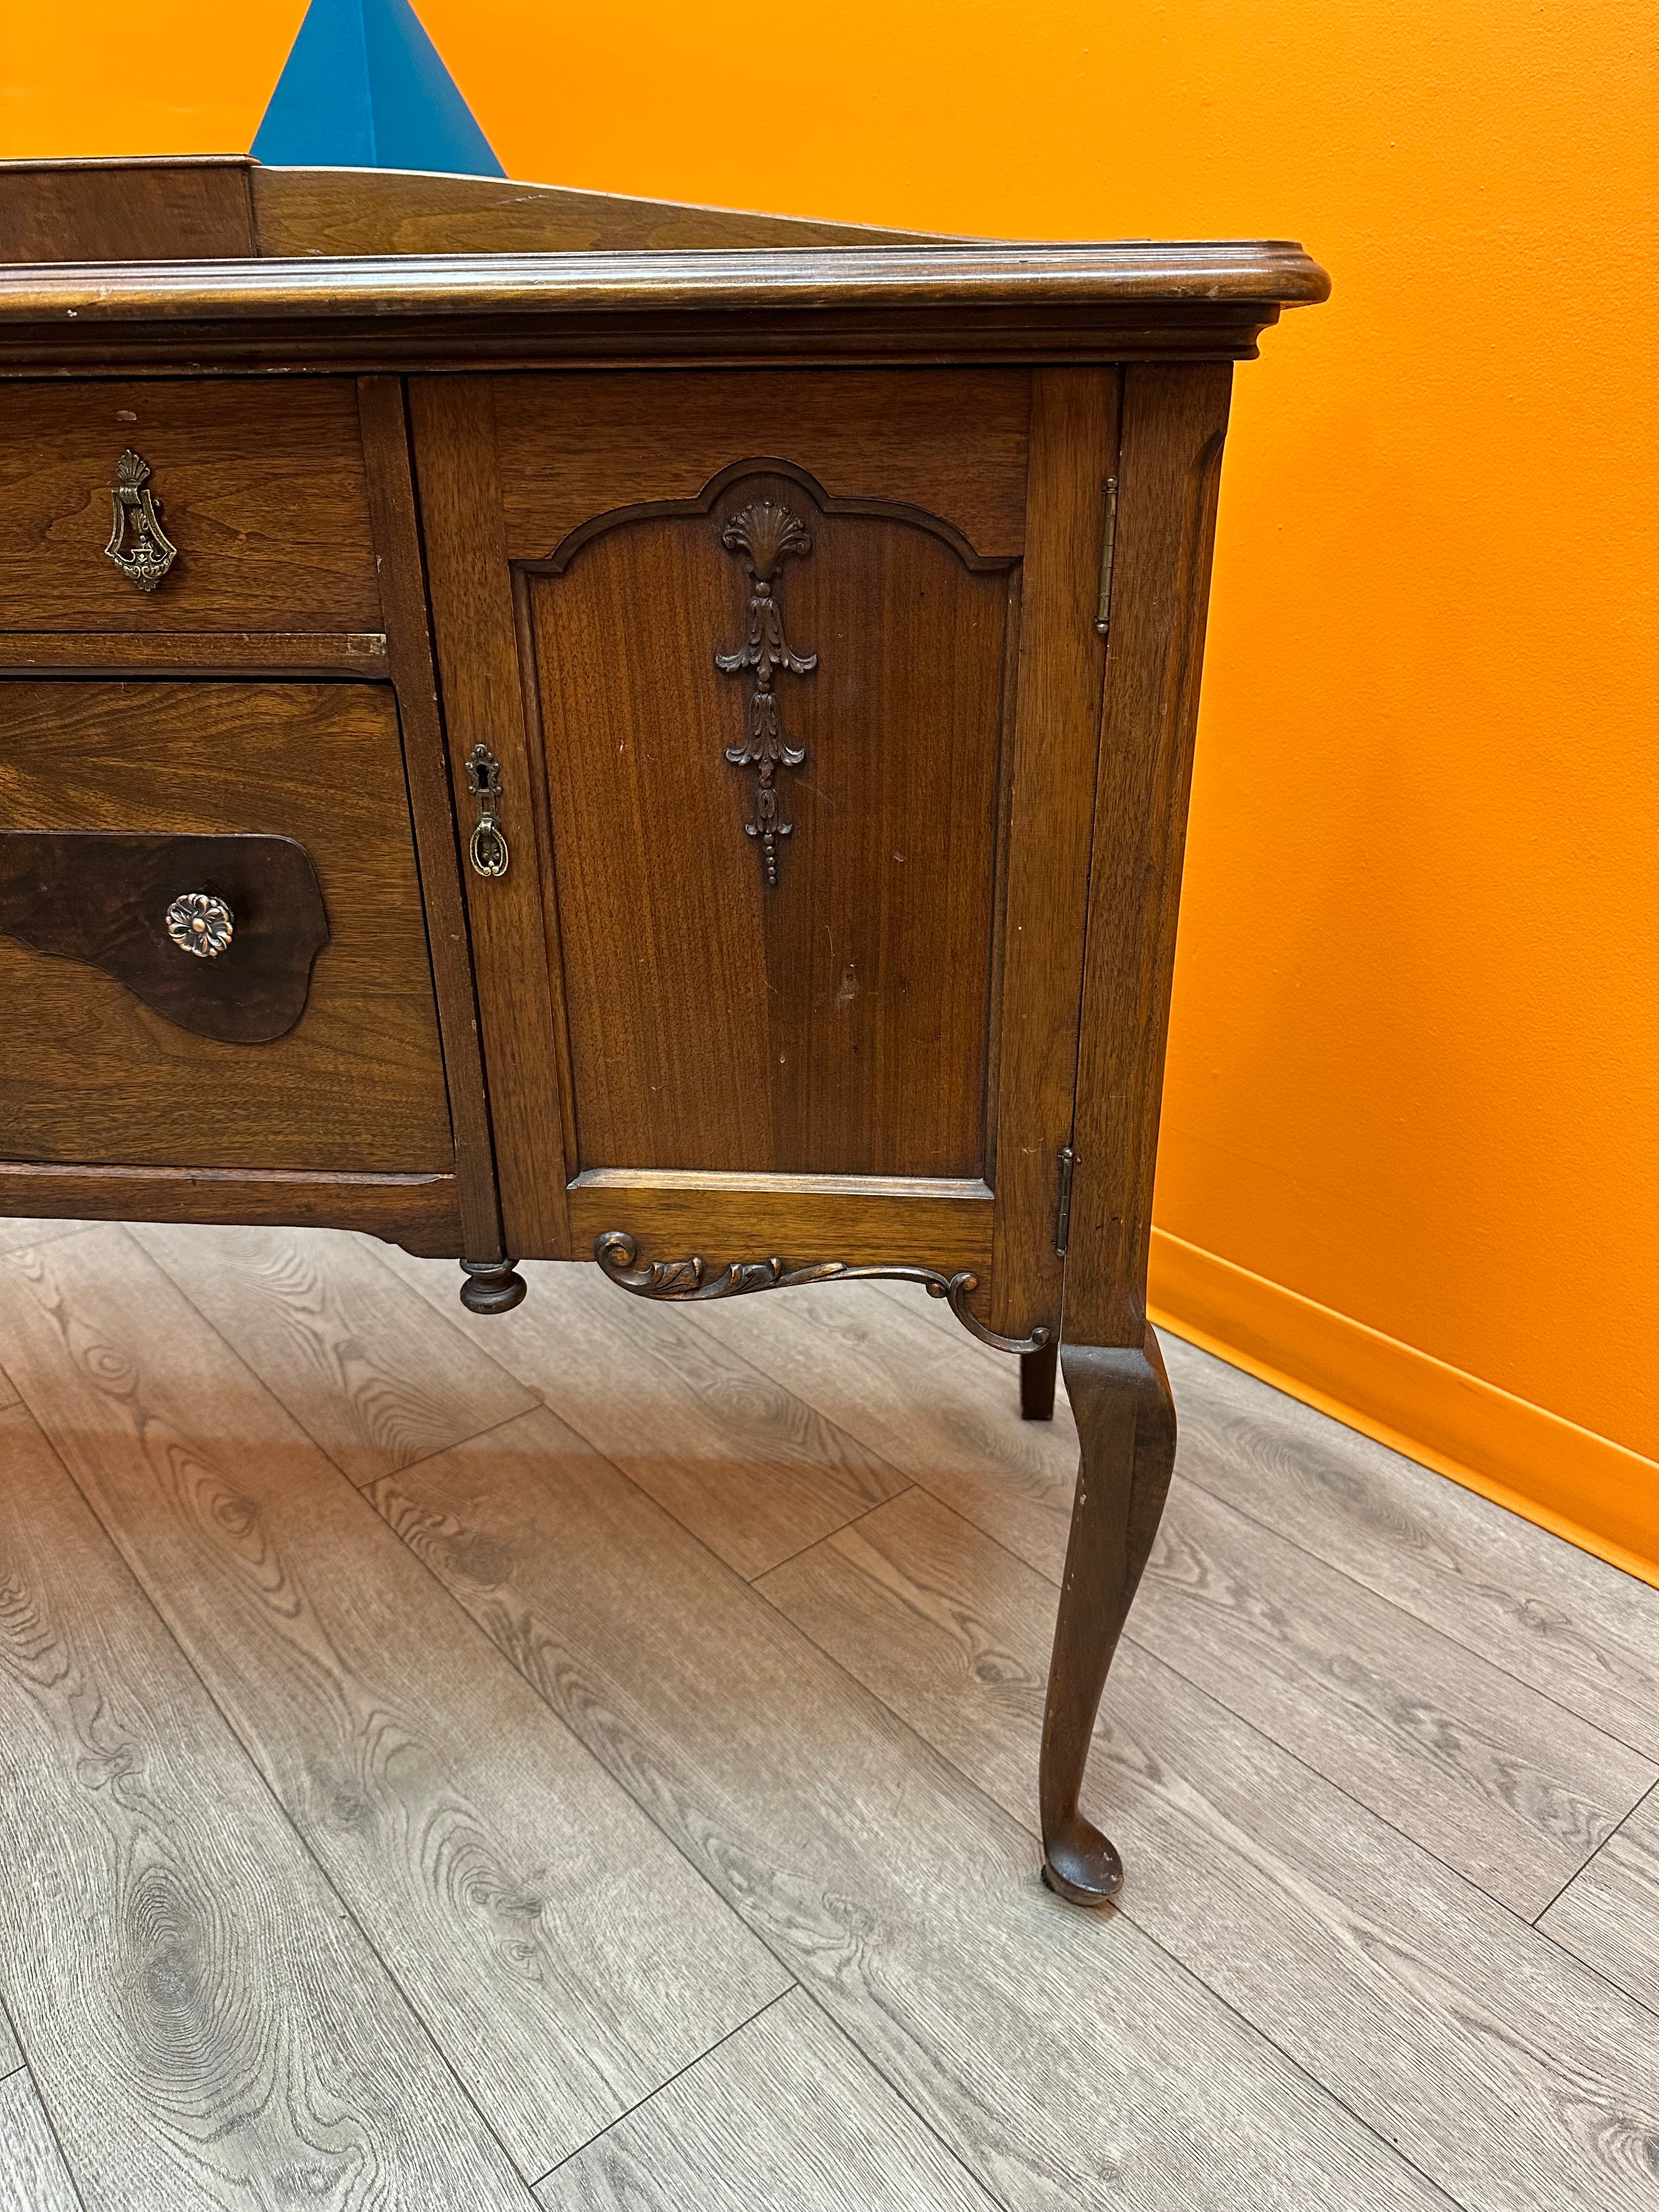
top-left (414, 368), bottom-right (1117, 1341)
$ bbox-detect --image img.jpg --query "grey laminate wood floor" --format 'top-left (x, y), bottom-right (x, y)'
top-left (1, 1222), bottom-right (1655, 2210)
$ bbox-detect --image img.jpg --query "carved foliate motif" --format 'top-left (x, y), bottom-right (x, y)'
top-left (594, 1232), bottom-right (1051, 1356)
top-left (714, 498), bottom-right (817, 887)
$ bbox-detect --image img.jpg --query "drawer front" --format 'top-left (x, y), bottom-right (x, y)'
top-left (0, 680), bottom-right (452, 1172)
top-left (0, 380), bottom-right (382, 633)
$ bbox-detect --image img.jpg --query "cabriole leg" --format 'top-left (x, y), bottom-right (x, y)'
top-left (1039, 1328), bottom-right (1176, 1904)
top-left (1020, 1338), bottom-right (1059, 1421)
top-left (459, 1257), bottom-right (527, 1313)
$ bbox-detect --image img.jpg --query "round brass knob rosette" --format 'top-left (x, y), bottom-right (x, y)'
top-left (164, 890), bottom-right (234, 959)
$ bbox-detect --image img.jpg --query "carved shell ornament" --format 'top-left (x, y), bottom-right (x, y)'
top-left (715, 498), bottom-right (818, 888)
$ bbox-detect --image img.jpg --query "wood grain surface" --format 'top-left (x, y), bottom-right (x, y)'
top-left (3, 1233), bottom-right (1654, 2210)
top-left (491, 369), bottom-right (1029, 565)
top-left (0, 1169), bottom-right (461, 1257)
top-left (0, 1400), bottom-right (534, 2210)
top-left (0, 379), bottom-right (380, 633)
top-left (565, 1172), bottom-right (995, 1281)
top-left (1538, 1787), bottom-right (1659, 2015)
top-left (1063, 363), bottom-right (1233, 1345)
top-left (0, 2070), bottom-right (81, 2212)
top-left (250, 164), bottom-right (934, 259)
top-left (1, 154), bottom-right (255, 263)
top-left (679, 1272), bottom-right (1077, 1573)
top-left (1133, 1477), bottom-right (1655, 1917)
top-left (527, 456), bottom-right (1011, 1180)
top-left (0, 828), bottom-right (330, 1046)
top-left (371, 1404), bottom-right (1452, 2212)
top-left (380, 1247), bottom-right (906, 1579)
top-left (0, 2003), bottom-right (19, 2079)
top-left (130, 1222), bottom-right (534, 1486)
top-left (408, 377), bottom-right (572, 1259)
top-left (0, 1215), bottom-right (90, 1257)
top-left (0, 681), bottom-right (450, 1174)
top-left (693, 1279), bottom-right (1657, 1915)
top-left (758, 1483), bottom-right (1659, 2212)
top-left (356, 374), bottom-right (504, 1265)
top-left (0, 1230), bottom-right (787, 2180)
top-left (0, 632), bottom-right (388, 677)
top-left (536, 1991), bottom-right (1000, 2212)
top-left (987, 368), bottom-right (1118, 1339)
top-left (1161, 1330), bottom-right (1659, 1757)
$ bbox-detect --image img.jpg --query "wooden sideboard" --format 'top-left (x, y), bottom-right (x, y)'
top-left (0, 156), bottom-right (1327, 1905)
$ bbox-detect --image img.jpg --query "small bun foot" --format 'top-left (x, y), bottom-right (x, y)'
top-left (459, 1257), bottom-right (527, 1314)
top-left (1040, 1815), bottom-right (1125, 1906)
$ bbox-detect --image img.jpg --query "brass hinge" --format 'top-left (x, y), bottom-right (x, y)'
top-left (1093, 476), bottom-right (1119, 640)
top-left (1054, 1144), bottom-right (1076, 1257)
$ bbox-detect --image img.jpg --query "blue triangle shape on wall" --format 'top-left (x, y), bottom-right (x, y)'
top-left (252, 0), bottom-right (505, 176)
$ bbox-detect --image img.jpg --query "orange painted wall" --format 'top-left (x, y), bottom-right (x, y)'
top-left (5, 3), bottom-right (1656, 1563)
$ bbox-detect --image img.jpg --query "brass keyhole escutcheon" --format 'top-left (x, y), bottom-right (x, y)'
top-left (465, 743), bottom-right (510, 878)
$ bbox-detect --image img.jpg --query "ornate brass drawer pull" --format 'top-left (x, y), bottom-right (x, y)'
top-left (465, 743), bottom-right (510, 877)
top-left (105, 449), bottom-right (178, 592)
top-left (164, 890), bottom-right (234, 958)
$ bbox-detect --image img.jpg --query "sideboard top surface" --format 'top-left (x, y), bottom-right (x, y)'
top-left (0, 157), bottom-right (1329, 372)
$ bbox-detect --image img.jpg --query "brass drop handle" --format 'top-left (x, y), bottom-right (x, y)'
top-left (106, 449), bottom-right (178, 592)
top-left (164, 891), bottom-right (234, 958)
top-left (466, 743), bottom-right (510, 878)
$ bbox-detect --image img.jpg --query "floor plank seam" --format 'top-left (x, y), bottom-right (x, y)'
top-left (1529, 1774), bottom-right (1659, 1929)
top-left (853, 1440), bottom-right (1656, 1931)
top-left (754, 1488), bottom-right (1626, 2008)
top-left (360, 1401), bottom-right (552, 1491)
top-left (0, 1219), bottom-right (104, 1259)
top-left (1172, 1464), bottom-right (1659, 1763)
top-left (1118, 1626), bottom-right (1621, 1930)
top-left (526, 1985), bottom-right (799, 2191)
top-left (781, 1980), bottom-right (1025, 2212)
top-left (747, 1483), bottom-right (923, 1582)
top-left (13, 2051), bottom-right (91, 2211)
top-left (370, 1402), bottom-right (1037, 1868)
top-left (20, 1420), bottom-right (545, 2206)
top-left (1116, 1916), bottom-right (1472, 2212)
top-left (127, 1223), bottom-right (540, 1497)
top-left (365, 1448), bottom-right (1081, 2208)
top-left (376, 1248), bottom-right (928, 1570)
top-left (1528, 1918), bottom-right (1659, 2027)
top-left (741, 1574), bottom-right (1489, 2212)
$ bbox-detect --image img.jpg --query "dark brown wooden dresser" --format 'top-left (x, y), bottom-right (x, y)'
top-left (0, 155), bottom-right (1327, 1905)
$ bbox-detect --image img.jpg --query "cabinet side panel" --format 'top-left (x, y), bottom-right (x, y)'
top-left (988, 368), bottom-right (1121, 1339)
top-left (1064, 360), bottom-right (1233, 1346)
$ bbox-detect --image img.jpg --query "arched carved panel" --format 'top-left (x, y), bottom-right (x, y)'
top-left (522, 459), bottom-right (1019, 1180)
